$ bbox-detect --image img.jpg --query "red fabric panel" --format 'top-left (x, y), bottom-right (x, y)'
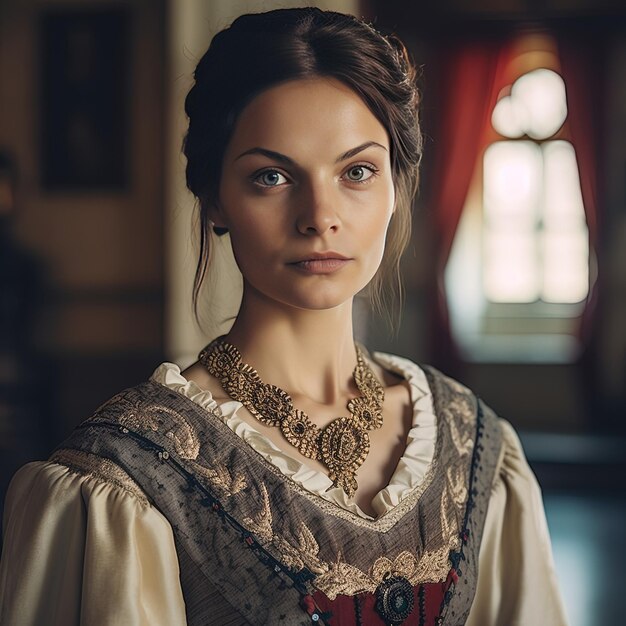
top-left (310, 576), bottom-right (448, 625)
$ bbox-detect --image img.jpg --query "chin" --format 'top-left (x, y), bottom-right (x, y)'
top-left (275, 279), bottom-right (374, 312)
top-left (280, 292), bottom-right (354, 312)
top-left (244, 267), bottom-right (377, 312)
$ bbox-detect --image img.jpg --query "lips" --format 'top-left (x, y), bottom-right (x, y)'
top-left (288, 251), bottom-right (352, 274)
top-left (289, 251), bottom-right (351, 263)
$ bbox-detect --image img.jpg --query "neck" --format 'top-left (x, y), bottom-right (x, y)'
top-left (224, 286), bottom-right (358, 404)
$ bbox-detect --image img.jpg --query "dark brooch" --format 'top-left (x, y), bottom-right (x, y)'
top-left (374, 575), bottom-right (415, 625)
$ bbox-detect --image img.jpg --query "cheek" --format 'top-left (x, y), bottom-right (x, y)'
top-left (227, 219), bottom-right (282, 276)
top-left (363, 200), bottom-right (395, 273)
top-left (228, 227), bottom-right (260, 266)
top-left (362, 189), bottom-right (395, 244)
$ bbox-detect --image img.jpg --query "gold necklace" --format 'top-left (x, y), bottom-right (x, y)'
top-left (199, 339), bottom-right (385, 497)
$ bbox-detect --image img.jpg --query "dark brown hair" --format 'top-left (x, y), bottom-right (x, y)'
top-left (183, 7), bottom-right (422, 327)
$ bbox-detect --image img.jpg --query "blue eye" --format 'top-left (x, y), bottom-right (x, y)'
top-left (344, 165), bottom-right (376, 183)
top-left (255, 170), bottom-right (288, 187)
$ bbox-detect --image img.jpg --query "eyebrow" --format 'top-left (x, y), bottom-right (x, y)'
top-left (234, 141), bottom-right (388, 165)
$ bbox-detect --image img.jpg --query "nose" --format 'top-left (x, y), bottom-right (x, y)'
top-left (295, 178), bottom-right (340, 236)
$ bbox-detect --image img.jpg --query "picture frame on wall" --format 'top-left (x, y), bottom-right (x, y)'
top-left (40, 9), bottom-right (130, 191)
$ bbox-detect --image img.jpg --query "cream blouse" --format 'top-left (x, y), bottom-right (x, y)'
top-left (0, 354), bottom-right (569, 626)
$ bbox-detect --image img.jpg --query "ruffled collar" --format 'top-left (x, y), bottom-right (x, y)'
top-left (150, 352), bottom-right (436, 520)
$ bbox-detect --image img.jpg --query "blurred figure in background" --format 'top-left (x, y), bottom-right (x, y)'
top-left (0, 149), bottom-right (47, 519)
top-left (0, 150), bottom-right (41, 366)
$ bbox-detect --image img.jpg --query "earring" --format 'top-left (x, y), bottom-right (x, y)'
top-left (212, 225), bottom-right (229, 236)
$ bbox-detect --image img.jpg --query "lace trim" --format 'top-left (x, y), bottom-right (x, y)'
top-left (141, 379), bottom-right (444, 533)
top-left (50, 448), bottom-right (150, 507)
top-left (99, 377), bottom-right (440, 532)
top-left (151, 352), bottom-right (437, 521)
top-left (242, 486), bottom-right (455, 600)
top-left (313, 545), bottom-right (452, 599)
top-left (185, 387), bottom-right (438, 531)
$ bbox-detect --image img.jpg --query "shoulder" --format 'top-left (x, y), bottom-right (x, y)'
top-left (4, 370), bottom-right (180, 509)
top-left (24, 376), bottom-right (181, 510)
top-left (491, 417), bottom-right (538, 490)
top-left (6, 452), bottom-right (150, 510)
top-left (374, 352), bottom-right (483, 420)
top-left (372, 351), bottom-right (470, 397)
top-left (42, 373), bottom-right (220, 505)
top-left (1, 461), bottom-right (186, 626)
top-left (4, 456), bottom-right (152, 521)
top-left (49, 448), bottom-right (151, 506)
top-left (71, 371), bottom-right (210, 436)
top-left (162, 359), bottom-right (230, 404)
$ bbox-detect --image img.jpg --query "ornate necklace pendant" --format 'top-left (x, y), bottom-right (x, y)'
top-left (201, 339), bottom-right (386, 498)
top-left (319, 416), bottom-right (370, 497)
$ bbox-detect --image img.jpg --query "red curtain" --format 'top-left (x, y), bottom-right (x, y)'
top-left (426, 30), bottom-right (607, 375)
top-left (557, 33), bottom-right (607, 348)
top-left (557, 32), bottom-right (607, 415)
top-left (427, 36), bottom-right (518, 373)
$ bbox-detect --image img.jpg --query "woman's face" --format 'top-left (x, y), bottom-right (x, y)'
top-left (216, 77), bottom-right (395, 312)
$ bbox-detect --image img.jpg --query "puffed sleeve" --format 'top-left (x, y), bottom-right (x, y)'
top-left (466, 419), bottom-right (569, 626)
top-left (0, 460), bottom-right (188, 626)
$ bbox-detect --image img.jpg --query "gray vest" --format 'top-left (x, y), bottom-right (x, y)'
top-left (51, 365), bottom-right (503, 626)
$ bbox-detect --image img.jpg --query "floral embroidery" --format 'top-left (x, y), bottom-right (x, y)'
top-left (273, 529), bottom-right (326, 574)
top-left (242, 485), bottom-right (327, 574)
top-left (239, 484), bottom-right (462, 600)
top-left (371, 551), bottom-right (420, 582)
top-left (189, 461), bottom-right (247, 497)
top-left (309, 545), bottom-right (454, 600)
top-left (242, 483), bottom-right (274, 543)
top-left (446, 465), bottom-right (469, 508)
top-left (313, 560), bottom-right (372, 598)
top-left (449, 416), bottom-right (474, 457)
top-left (122, 404), bottom-right (201, 460)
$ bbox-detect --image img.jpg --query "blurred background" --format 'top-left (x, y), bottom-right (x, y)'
top-left (0, 0), bottom-right (624, 624)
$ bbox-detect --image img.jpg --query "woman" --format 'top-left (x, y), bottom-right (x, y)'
top-left (0, 8), bottom-right (567, 626)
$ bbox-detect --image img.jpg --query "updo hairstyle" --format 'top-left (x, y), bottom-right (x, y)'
top-left (183, 7), bottom-right (422, 325)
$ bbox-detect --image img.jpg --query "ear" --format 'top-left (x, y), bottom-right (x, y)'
top-left (206, 198), bottom-right (228, 230)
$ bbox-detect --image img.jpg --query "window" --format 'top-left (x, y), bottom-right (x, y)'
top-left (445, 49), bottom-right (591, 363)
